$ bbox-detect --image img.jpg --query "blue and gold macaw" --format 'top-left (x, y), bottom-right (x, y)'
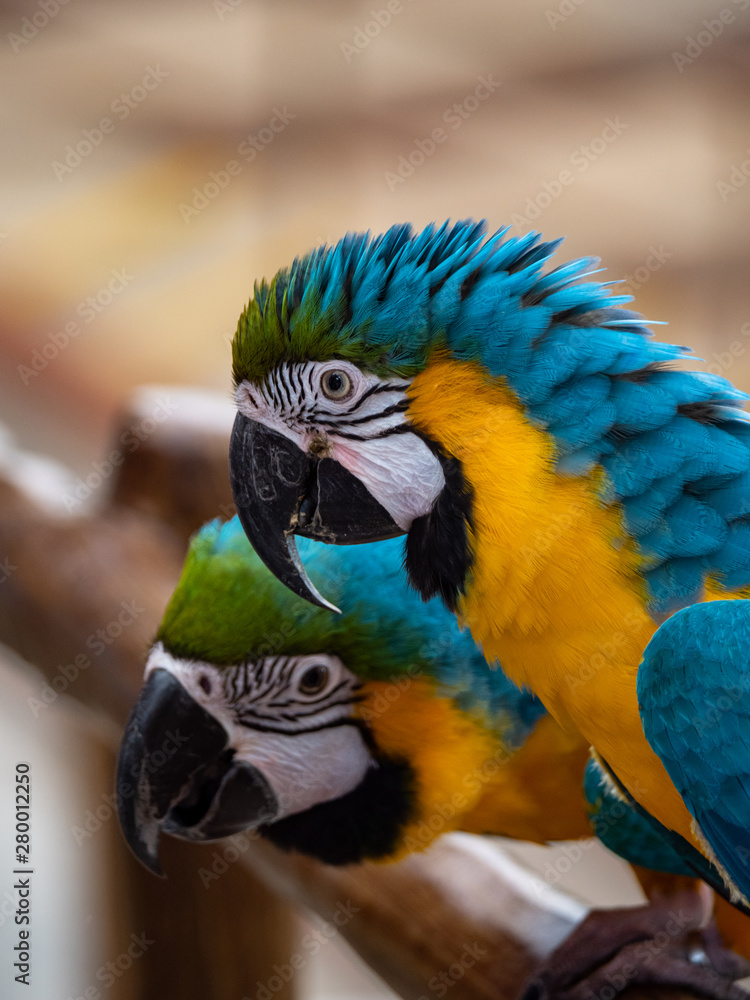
top-left (117, 517), bottom-right (590, 872)
top-left (117, 517), bottom-right (750, 997)
top-left (225, 221), bottom-right (750, 955)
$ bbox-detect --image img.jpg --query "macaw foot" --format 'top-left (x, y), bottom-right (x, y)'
top-left (520, 892), bottom-right (750, 1000)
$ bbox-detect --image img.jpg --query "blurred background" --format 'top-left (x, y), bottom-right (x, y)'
top-left (2, 0), bottom-right (750, 474)
top-left (1, 0), bottom-right (749, 997)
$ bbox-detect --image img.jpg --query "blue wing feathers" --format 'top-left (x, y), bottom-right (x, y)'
top-left (694, 810), bottom-right (750, 901)
top-left (639, 602), bottom-right (750, 900)
top-left (609, 381), bottom-right (676, 432)
top-left (644, 559), bottom-right (707, 612)
top-left (640, 497), bottom-right (728, 561)
top-left (530, 374), bottom-right (610, 425)
top-left (621, 474), bottom-right (686, 537)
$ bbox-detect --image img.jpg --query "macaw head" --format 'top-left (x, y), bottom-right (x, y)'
top-left (117, 517), bottom-right (537, 875)
top-left (229, 220), bottom-right (698, 614)
top-left (230, 221), bottom-right (501, 613)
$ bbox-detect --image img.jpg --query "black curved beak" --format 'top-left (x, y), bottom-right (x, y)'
top-left (229, 412), bottom-right (403, 611)
top-left (116, 668), bottom-right (278, 876)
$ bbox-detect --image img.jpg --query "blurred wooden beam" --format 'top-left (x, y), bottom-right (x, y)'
top-left (243, 836), bottom-right (577, 1000)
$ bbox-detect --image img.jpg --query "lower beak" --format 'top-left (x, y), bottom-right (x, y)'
top-left (116, 669), bottom-right (278, 876)
top-left (229, 412), bottom-right (403, 611)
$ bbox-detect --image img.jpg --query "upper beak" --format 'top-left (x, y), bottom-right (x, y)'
top-left (229, 412), bottom-right (403, 611)
top-left (116, 668), bottom-right (278, 876)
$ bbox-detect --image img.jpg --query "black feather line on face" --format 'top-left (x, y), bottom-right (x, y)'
top-left (260, 753), bottom-right (415, 864)
top-left (404, 444), bottom-right (474, 613)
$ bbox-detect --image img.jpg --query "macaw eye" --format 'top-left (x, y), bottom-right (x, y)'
top-left (298, 664), bottom-right (329, 694)
top-left (320, 369), bottom-right (352, 401)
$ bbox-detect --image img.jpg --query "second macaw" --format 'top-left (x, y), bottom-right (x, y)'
top-left (117, 518), bottom-right (586, 870)
top-left (117, 517), bottom-right (750, 998)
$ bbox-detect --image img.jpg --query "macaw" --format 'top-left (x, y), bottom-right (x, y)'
top-left (226, 222), bottom-right (750, 944)
top-left (117, 517), bottom-right (750, 998)
top-left (117, 516), bottom-right (589, 873)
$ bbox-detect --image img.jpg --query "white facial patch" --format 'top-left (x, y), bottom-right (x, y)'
top-left (144, 646), bottom-right (374, 820)
top-left (235, 360), bottom-right (445, 530)
top-left (233, 726), bottom-right (372, 820)
top-left (332, 433), bottom-right (446, 531)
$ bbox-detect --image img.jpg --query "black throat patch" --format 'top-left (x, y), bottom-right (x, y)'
top-left (405, 446), bottom-right (474, 612)
top-left (260, 753), bottom-right (415, 864)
